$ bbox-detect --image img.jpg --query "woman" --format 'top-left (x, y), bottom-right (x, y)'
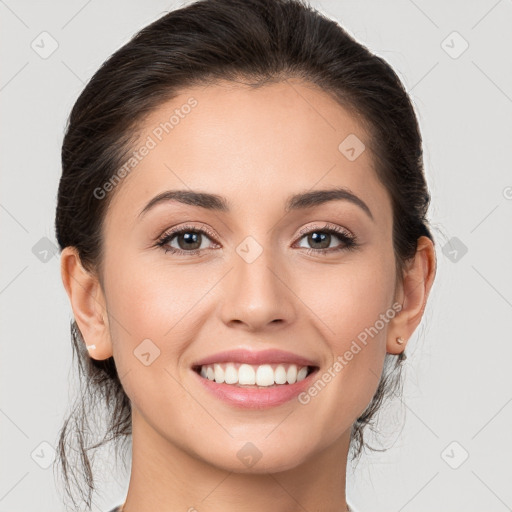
top-left (54, 0), bottom-right (437, 511)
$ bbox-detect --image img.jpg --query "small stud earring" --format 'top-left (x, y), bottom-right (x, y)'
top-left (86, 344), bottom-right (96, 350)
top-left (396, 337), bottom-right (406, 345)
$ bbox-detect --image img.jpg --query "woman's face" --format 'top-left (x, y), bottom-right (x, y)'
top-left (98, 79), bottom-right (401, 472)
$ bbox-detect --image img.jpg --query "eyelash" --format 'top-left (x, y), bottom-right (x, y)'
top-left (155, 223), bottom-right (359, 257)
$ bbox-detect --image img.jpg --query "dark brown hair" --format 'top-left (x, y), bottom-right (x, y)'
top-left (54, 0), bottom-right (434, 509)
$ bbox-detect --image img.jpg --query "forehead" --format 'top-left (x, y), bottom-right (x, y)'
top-left (105, 79), bottom-right (391, 226)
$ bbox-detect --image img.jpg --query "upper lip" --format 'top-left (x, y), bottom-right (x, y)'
top-left (192, 349), bottom-right (319, 368)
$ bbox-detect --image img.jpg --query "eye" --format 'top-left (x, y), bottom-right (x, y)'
top-left (294, 223), bottom-right (358, 255)
top-left (156, 224), bottom-right (218, 256)
top-left (155, 222), bottom-right (359, 257)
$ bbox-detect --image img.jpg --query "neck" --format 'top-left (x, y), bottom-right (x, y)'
top-left (120, 408), bottom-right (351, 512)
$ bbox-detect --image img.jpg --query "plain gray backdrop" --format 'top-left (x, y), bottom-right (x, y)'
top-left (1, 1), bottom-right (511, 511)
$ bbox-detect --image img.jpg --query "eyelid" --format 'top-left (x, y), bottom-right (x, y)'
top-left (157, 222), bottom-right (352, 244)
top-left (158, 223), bottom-right (219, 243)
top-left (296, 222), bottom-right (354, 239)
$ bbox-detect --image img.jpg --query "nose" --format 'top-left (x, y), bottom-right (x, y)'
top-left (218, 243), bottom-right (297, 332)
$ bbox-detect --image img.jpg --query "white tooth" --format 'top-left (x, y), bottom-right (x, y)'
top-left (200, 366), bottom-right (207, 378)
top-left (286, 364), bottom-right (298, 384)
top-left (214, 363), bottom-right (225, 383)
top-left (206, 366), bottom-right (215, 381)
top-left (296, 366), bottom-right (308, 382)
top-left (238, 363), bottom-right (256, 385)
top-left (224, 363), bottom-right (238, 384)
top-left (256, 364), bottom-right (274, 386)
top-left (274, 365), bottom-right (287, 384)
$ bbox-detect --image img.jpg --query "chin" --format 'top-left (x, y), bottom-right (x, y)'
top-left (195, 436), bottom-right (313, 474)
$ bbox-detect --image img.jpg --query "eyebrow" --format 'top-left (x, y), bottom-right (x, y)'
top-left (138, 186), bottom-right (374, 221)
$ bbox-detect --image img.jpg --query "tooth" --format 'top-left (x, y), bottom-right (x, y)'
top-left (274, 365), bottom-right (287, 384)
top-left (200, 366), bottom-right (207, 378)
top-left (296, 366), bottom-right (308, 382)
top-left (256, 364), bottom-right (274, 386)
top-left (238, 363), bottom-right (256, 385)
top-left (214, 363), bottom-right (225, 383)
top-left (224, 363), bottom-right (238, 384)
top-left (286, 364), bottom-right (298, 384)
top-left (206, 366), bottom-right (215, 381)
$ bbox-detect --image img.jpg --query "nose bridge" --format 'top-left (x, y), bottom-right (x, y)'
top-left (219, 234), bottom-right (295, 329)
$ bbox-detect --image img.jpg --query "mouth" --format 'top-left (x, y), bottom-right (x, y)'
top-left (191, 361), bottom-right (320, 409)
top-left (190, 348), bottom-right (320, 408)
top-left (192, 362), bottom-right (319, 388)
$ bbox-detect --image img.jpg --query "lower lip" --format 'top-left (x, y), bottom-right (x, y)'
top-left (192, 367), bottom-right (318, 409)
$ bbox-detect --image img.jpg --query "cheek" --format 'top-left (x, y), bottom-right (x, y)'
top-left (105, 254), bottom-right (200, 337)
top-left (339, 268), bottom-right (395, 347)
top-left (103, 255), bottom-right (203, 414)
top-left (104, 252), bottom-right (223, 373)
top-left (300, 254), bottom-right (396, 348)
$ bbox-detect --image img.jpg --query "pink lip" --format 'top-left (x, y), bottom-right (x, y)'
top-left (191, 348), bottom-right (319, 368)
top-left (191, 367), bottom-right (319, 409)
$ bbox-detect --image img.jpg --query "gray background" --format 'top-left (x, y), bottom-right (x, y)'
top-left (1, 1), bottom-right (511, 511)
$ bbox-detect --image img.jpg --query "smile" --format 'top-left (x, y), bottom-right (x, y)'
top-left (191, 364), bottom-right (320, 409)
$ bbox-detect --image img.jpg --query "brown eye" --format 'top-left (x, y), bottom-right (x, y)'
top-left (174, 231), bottom-right (203, 250)
top-left (296, 226), bottom-right (357, 253)
top-left (157, 225), bottom-right (218, 256)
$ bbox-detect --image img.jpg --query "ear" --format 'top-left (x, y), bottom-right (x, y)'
top-left (60, 246), bottom-right (113, 360)
top-left (387, 236), bottom-right (437, 355)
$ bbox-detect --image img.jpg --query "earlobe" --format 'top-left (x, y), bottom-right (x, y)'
top-left (60, 247), bottom-right (113, 360)
top-left (387, 236), bottom-right (437, 355)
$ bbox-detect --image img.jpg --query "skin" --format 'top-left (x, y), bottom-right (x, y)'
top-left (61, 79), bottom-right (436, 512)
